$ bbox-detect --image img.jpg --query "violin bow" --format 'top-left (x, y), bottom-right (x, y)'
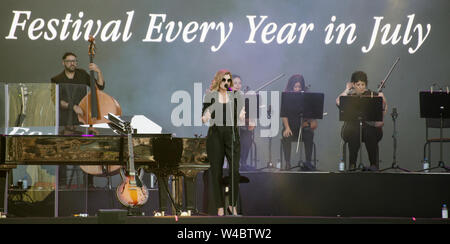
top-left (378, 57), bottom-right (400, 93)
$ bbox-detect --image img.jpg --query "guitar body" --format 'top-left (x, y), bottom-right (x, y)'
top-left (116, 168), bottom-right (149, 208)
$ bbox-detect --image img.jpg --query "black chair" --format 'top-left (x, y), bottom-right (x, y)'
top-left (423, 118), bottom-right (450, 165)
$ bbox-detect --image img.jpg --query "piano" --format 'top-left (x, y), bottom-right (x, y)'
top-left (0, 125), bottom-right (209, 216)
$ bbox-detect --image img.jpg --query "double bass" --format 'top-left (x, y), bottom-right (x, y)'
top-left (79, 36), bottom-right (123, 176)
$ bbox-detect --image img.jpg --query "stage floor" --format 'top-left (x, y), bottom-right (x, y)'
top-left (2, 171), bottom-right (450, 222)
top-left (1, 215), bottom-right (449, 224)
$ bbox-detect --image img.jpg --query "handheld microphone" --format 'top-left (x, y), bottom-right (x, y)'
top-left (224, 84), bottom-right (233, 91)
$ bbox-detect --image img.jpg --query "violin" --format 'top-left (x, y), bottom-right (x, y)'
top-left (78, 36), bottom-right (122, 176)
top-left (302, 119), bottom-right (318, 130)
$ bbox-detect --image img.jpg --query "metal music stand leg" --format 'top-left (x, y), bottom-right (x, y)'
top-left (357, 120), bottom-right (364, 170)
top-left (289, 117), bottom-right (304, 171)
top-left (347, 120), bottom-right (365, 172)
top-left (437, 114), bottom-right (448, 170)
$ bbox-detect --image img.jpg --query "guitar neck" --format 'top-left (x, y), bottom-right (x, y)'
top-left (127, 132), bottom-right (136, 177)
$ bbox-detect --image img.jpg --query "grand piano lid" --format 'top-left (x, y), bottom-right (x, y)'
top-left (130, 115), bottom-right (162, 134)
top-left (85, 115), bottom-right (162, 134)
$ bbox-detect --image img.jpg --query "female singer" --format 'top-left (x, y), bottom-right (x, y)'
top-left (202, 69), bottom-right (245, 216)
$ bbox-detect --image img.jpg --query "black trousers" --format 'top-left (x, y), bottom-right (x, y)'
top-left (341, 122), bottom-right (383, 168)
top-left (206, 126), bottom-right (240, 210)
top-left (281, 126), bottom-right (314, 169)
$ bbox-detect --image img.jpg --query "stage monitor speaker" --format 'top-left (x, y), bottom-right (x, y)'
top-left (97, 209), bottom-right (128, 224)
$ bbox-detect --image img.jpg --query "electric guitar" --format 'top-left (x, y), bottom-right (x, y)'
top-left (116, 122), bottom-right (148, 208)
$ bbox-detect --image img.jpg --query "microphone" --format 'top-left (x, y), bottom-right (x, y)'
top-left (224, 84), bottom-right (233, 91)
top-left (391, 107), bottom-right (398, 119)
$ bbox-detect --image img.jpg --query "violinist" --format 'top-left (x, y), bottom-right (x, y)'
top-left (280, 74), bottom-right (317, 171)
top-left (336, 71), bottom-right (388, 171)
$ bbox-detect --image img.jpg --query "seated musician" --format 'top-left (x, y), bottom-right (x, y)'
top-left (280, 74), bottom-right (317, 171)
top-left (336, 71), bottom-right (388, 171)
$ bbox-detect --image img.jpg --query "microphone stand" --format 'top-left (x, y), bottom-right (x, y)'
top-left (258, 105), bottom-right (275, 170)
top-left (225, 84), bottom-right (237, 215)
top-left (245, 74), bottom-right (285, 171)
top-left (379, 108), bottom-right (410, 172)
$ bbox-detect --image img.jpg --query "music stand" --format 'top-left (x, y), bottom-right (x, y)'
top-left (281, 92), bottom-right (324, 170)
top-left (419, 91), bottom-right (450, 171)
top-left (339, 96), bottom-right (383, 171)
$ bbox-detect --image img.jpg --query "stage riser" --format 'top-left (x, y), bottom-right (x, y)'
top-left (239, 172), bottom-right (450, 218)
top-left (5, 172), bottom-right (450, 218)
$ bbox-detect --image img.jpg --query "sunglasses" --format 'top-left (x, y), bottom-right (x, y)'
top-left (221, 78), bottom-right (232, 83)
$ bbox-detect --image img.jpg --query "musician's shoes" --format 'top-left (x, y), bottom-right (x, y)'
top-left (180, 211), bottom-right (191, 216)
top-left (285, 163), bottom-right (292, 171)
top-left (348, 164), bottom-right (357, 171)
top-left (300, 161), bottom-right (316, 171)
top-left (154, 211), bottom-right (165, 217)
top-left (367, 165), bottom-right (379, 172)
